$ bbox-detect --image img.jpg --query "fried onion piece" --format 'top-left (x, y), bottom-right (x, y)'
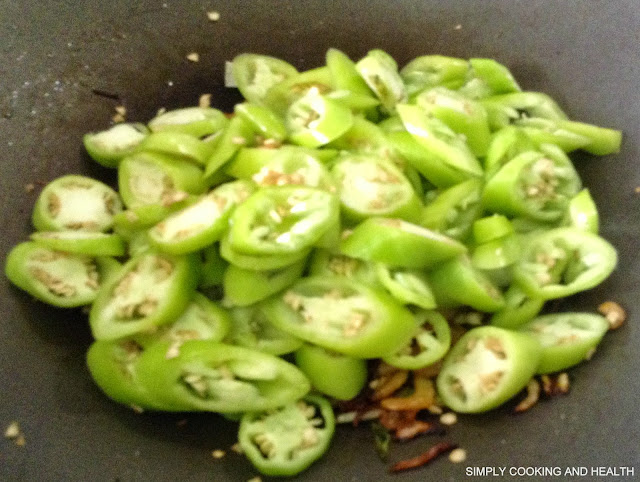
top-left (389, 441), bottom-right (458, 472)
top-left (380, 373), bottom-right (436, 411)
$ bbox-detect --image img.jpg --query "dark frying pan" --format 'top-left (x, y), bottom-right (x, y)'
top-left (1, 1), bottom-right (638, 480)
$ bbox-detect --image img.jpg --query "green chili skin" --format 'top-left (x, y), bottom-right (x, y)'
top-left (89, 251), bottom-right (200, 340)
top-left (286, 93), bottom-right (354, 148)
top-left (87, 339), bottom-right (180, 411)
top-left (235, 102), bottom-right (288, 142)
top-left (468, 58), bottom-right (521, 95)
top-left (428, 255), bottom-right (505, 312)
top-left (514, 227), bottom-right (617, 300)
top-left (148, 107), bottom-right (228, 138)
top-left (134, 292), bottom-right (231, 348)
top-left (231, 53), bottom-right (299, 106)
top-left (239, 394), bottom-right (335, 476)
top-left (420, 178), bottom-right (483, 241)
top-left (375, 264), bottom-right (436, 309)
top-left (518, 312), bottom-right (609, 374)
top-left (308, 249), bottom-right (381, 288)
top-left (30, 231), bottom-right (126, 257)
top-left (565, 188), bottom-right (599, 234)
top-left (331, 153), bottom-right (422, 222)
top-left (229, 186), bottom-right (339, 256)
top-left (5, 242), bottom-right (117, 308)
top-left (481, 147), bottom-right (581, 222)
top-left (222, 258), bottom-right (307, 307)
top-left (226, 304), bottom-right (303, 356)
top-left (148, 180), bottom-right (254, 255)
top-left (199, 243), bottom-right (228, 288)
top-left (219, 232), bottom-right (311, 271)
top-left (400, 55), bottom-right (469, 96)
top-left (137, 131), bottom-right (215, 166)
top-left (295, 344), bottom-right (368, 400)
top-left (397, 104), bottom-right (484, 179)
top-left (340, 217), bottom-right (467, 269)
top-left (118, 152), bottom-right (206, 210)
top-left (383, 310), bottom-right (452, 370)
top-left (261, 276), bottom-right (416, 358)
top-left (436, 326), bottom-right (542, 413)
top-left (489, 284), bottom-right (545, 329)
top-left (32, 175), bottom-right (123, 233)
top-left (416, 87), bottom-right (491, 157)
top-left (84, 123), bottom-right (149, 168)
top-left (135, 340), bottom-right (310, 413)
top-left (356, 49), bottom-right (407, 113)
top-left (326, 48), bottom-right (374, 98)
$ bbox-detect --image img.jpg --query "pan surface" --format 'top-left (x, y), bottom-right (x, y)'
top-left (1, 1), bottom-right (638, 480)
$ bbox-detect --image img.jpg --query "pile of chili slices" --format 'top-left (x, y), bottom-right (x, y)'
top-left (5, 49), bottom-right (623, 477)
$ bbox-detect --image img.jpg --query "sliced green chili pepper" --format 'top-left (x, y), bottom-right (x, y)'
top-left (518, 312), bottom-right (609, 374)
top-left (235, 102), bottom-right (288, 142)
top-left (436, 325), bottom-right (541, 413)
top-left (386, 129), bottom-right (470, 188)
top-left (32, 175), bottom-right (123, 232)
top-left (227, 305), bottom-right (303, 356)
top-left (397, 104), bottom-right (483, 178)
top-left (326, 48), bottom-right (374, 97)
top-left (473, 214), bottom-right (514, 244)
top-left (239, 395), bottom-right (335, 476)
top-left (416, 87), bottom-right (491, 157)
top-left (89, 251), bottom-right (200, 340)
top-left (87, 339), bottom-right (176, 411)
top-left (5, 242), bottom-right (117, 308)
top-left (468, 58), bottom-right (521, 95)
top-left (135, 292), bottom-right (231, 347)
top-left (481, 92), bottom-right (568, 130)
top-left (308, 249), bottom-right (380, 288)
top-left (489, 284), bottom-right (545, 329)
top-left (483, 125), bottom-right (538, 178)
top-left (231, 53), bottom-right (299, 105)
top-left (136, 340), bottom-right (310, 412)
top-left (513, 227), bottom-right (617, 300)
top-left (219, 232), bottom-right (311, 271)
top-left (566, 188), bottom-right (599, 233)
top-left (375, 264), bottom-right (436, 309)
top-left (204, 115), bottom-right (256, 179)
top-left (223, 258), bottom-right (306, 307)
top-left (148, 180), bottom-right (254, 255)
top-left (295, 344), bottom-right (367, 400)
top-left (400, 55), bottom-right (469, 96)
top-left (250, 146), bottom-right (335, 191)
top-left (514, 117), bottom-right (591, 153)
top-left (228, 186), bottom-right (339, 255)
top-left (148, 107), bottom-right (228, 138)
top-left (137, 131), bottom-right (214, 166)
top-left (118, 152), bottom-right (206, 210)
top-left (199, 243), bottom-right (227, 288)
top-left (356, 49), bottom-right (407, 113)
top-left (331, 153), bottom-right (421, 222)
top-left (84, 123), bottom-right (149, 168)
top-left (429, 255), bottom-right (505, 312)
top-left (286, 92), bottom-right (353, 148)
top-left (482, 146), bottom-right (581, 222)
top-left (30, 231), bottom-right (126, 257)
top-left (340, 217), bottom-right (466, 269)
top-left (552, 119), bottom-right (622, 155)
top-left (263, 66), bottom-right (334, 116)
top-left (420, 178), bottom-right (483, 241)
top-left (471, 234), bottom-right (520, 271)
top-left (383, 310), bottom-right (451, 370)
top-left (262, 276), bottom-right (416, 358)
